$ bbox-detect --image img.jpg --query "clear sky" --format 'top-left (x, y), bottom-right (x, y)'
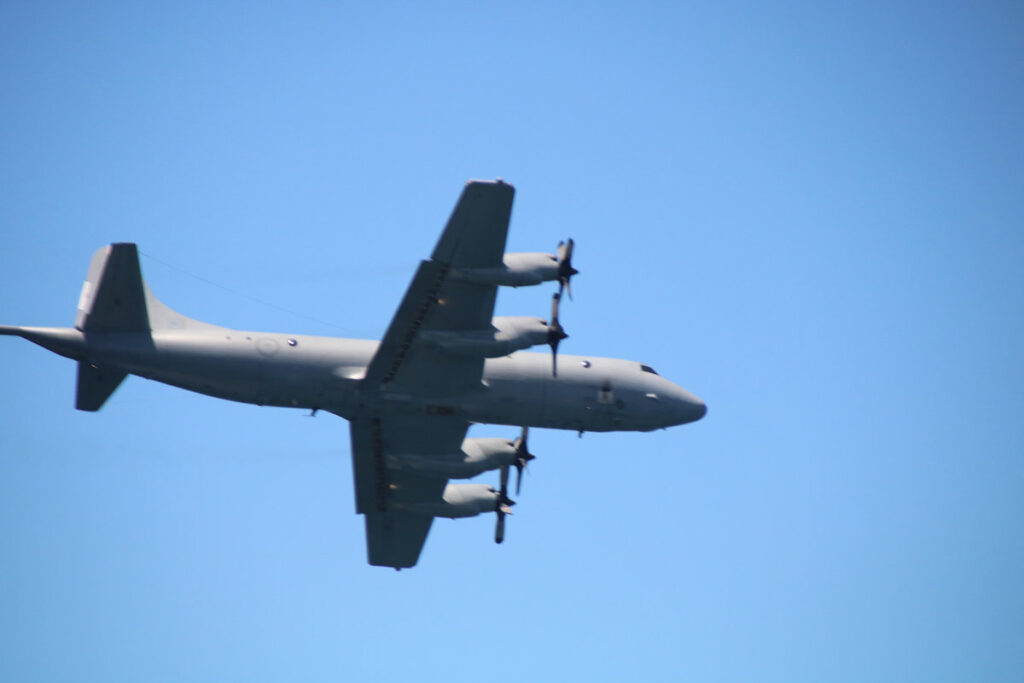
top-left (2, 2), bottom-right (1022, 681)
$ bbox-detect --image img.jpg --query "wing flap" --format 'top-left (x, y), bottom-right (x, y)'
top-left (349, 417), bottom-right (388, 515)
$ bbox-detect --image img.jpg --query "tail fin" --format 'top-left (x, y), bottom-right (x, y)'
top-left (75, 243), bottom-right (225, 333)
top-left (75, 243), bottom-right (149, 332)
top-left (72, 243), bottom-right (224, 411)
top-left (72, 244), bottom-right (144, 410)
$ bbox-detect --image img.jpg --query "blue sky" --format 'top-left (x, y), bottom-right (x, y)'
top-left (2, 2), bottom-right (1022, 681)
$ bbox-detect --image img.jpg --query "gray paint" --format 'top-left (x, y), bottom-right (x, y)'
top-left (0, 180), bottom-right (705, 568)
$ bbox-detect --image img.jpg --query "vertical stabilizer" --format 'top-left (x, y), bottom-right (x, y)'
top-left (72, 243), bottom-right (148, 410)
top-left (75, 243), bottom-right (150, 332)
top-left (7, 243), bottom-right (223, 412)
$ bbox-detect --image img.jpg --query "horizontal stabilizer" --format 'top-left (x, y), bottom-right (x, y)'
top-left (76, 361), bottom-right (127, 411)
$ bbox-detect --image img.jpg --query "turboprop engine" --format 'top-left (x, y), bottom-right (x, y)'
top-left (394, 483), bottom-right (514, 520)
top-left (418, 294), bottom-right (568, 376)
top-left (450, 252), bottom-right (558, 287)
top-left (388, 428), bottom-right (536, 492)
top-left (448, 238), bottom-right (577, 296)
top-left (419, 316), bottom-right (549, 358)
top-left (387, 437), bottom-right (517, 478)
top-left (395, 476), bottom-right (517, 545)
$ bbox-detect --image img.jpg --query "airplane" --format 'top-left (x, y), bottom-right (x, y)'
top-left (0, 179), bottom-right (706, 569)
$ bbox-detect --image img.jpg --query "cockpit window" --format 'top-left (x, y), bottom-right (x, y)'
top-left (640, 364), bottom-right (659, 375)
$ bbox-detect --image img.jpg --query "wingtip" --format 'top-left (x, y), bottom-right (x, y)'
top-left (465, 178), bottom-right (515, 189)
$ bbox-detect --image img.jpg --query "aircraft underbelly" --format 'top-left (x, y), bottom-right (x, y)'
top-left (130, 335), bottom-right (370, 410)
top-left (470, 377), bottom-right (621, 432)
top-left (462, 376), bottom-right (539, 426)
top-left (134, 339), bottom-right (264, 404)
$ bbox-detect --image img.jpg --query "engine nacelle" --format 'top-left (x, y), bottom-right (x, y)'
top-left (419, 317), bottom-right (548, 357)
top-left (387, 437), bottom-right (516, 478)
top-left (450, 252), bottom-right (559, 288)
top-left (394, 483), bottom-right (500, 518)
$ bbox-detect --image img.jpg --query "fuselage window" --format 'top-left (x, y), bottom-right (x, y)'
top-left (640, 364), bottom-right (659, 375)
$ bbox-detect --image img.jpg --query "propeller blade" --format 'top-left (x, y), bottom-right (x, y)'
top-left (547, 293), bottom-right (568, 377)
top-left (495, 510), bottom-right (506, 544)
top-left (516, 425), bottom-right (528, 447)
top-left (495, 464), bottom-right (513, 544)
top-left (557, 238), bottom-right (578, 300)
top-left (557, 238), bottom-right (571, 262)
top-left (496, 465), bottom-right (515, 508)
top-left (513, 426), bottom-right (536, 495)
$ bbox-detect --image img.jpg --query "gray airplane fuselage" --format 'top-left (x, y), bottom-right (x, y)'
top-left (4, 183), bottom-right (708, 568)
top-left (10, 324), bottom-right (706, 432)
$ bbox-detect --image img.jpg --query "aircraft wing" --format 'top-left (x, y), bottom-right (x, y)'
top-left (351, 180), bottom-right (515, 568)
top-left (362, 180), bottom-right (515, 396)
top-left (350, 414), bottom-right (469, 568)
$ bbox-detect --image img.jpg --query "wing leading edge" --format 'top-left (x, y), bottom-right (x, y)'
top-left (351, 180), bottom-right (515, 568)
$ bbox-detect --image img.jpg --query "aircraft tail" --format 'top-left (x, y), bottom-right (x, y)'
top-left (76, 362), bottom-right (128, 411)
top-left (76, 243), bottom-right (150, 333)
top-left (76, 243), bottom-right (226, 334)
top-left (72, 244), bottom-right (223, 411)
top-left (70, 244), bottom-right (144, 410)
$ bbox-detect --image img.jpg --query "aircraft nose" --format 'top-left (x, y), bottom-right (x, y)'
top-left (671, 386), bottom-right (707, 425)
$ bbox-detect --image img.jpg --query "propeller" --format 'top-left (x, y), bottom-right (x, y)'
top-left (494, 465), bottom-right (515, 544)
top-left (547, 292), bottom-right (569, 377)
top-left (556, 238), bottom-right (579, 300)
top-left (512, 426), bottom-right (536, 496)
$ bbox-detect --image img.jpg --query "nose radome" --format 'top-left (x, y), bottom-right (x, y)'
top-left (673, 386), bottom-right (707, 424)
top-left (691, 395), bottom-right (707, 421)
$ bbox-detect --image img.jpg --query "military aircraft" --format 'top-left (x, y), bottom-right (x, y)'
top-left (0, 180), bottom-right (706, 568)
